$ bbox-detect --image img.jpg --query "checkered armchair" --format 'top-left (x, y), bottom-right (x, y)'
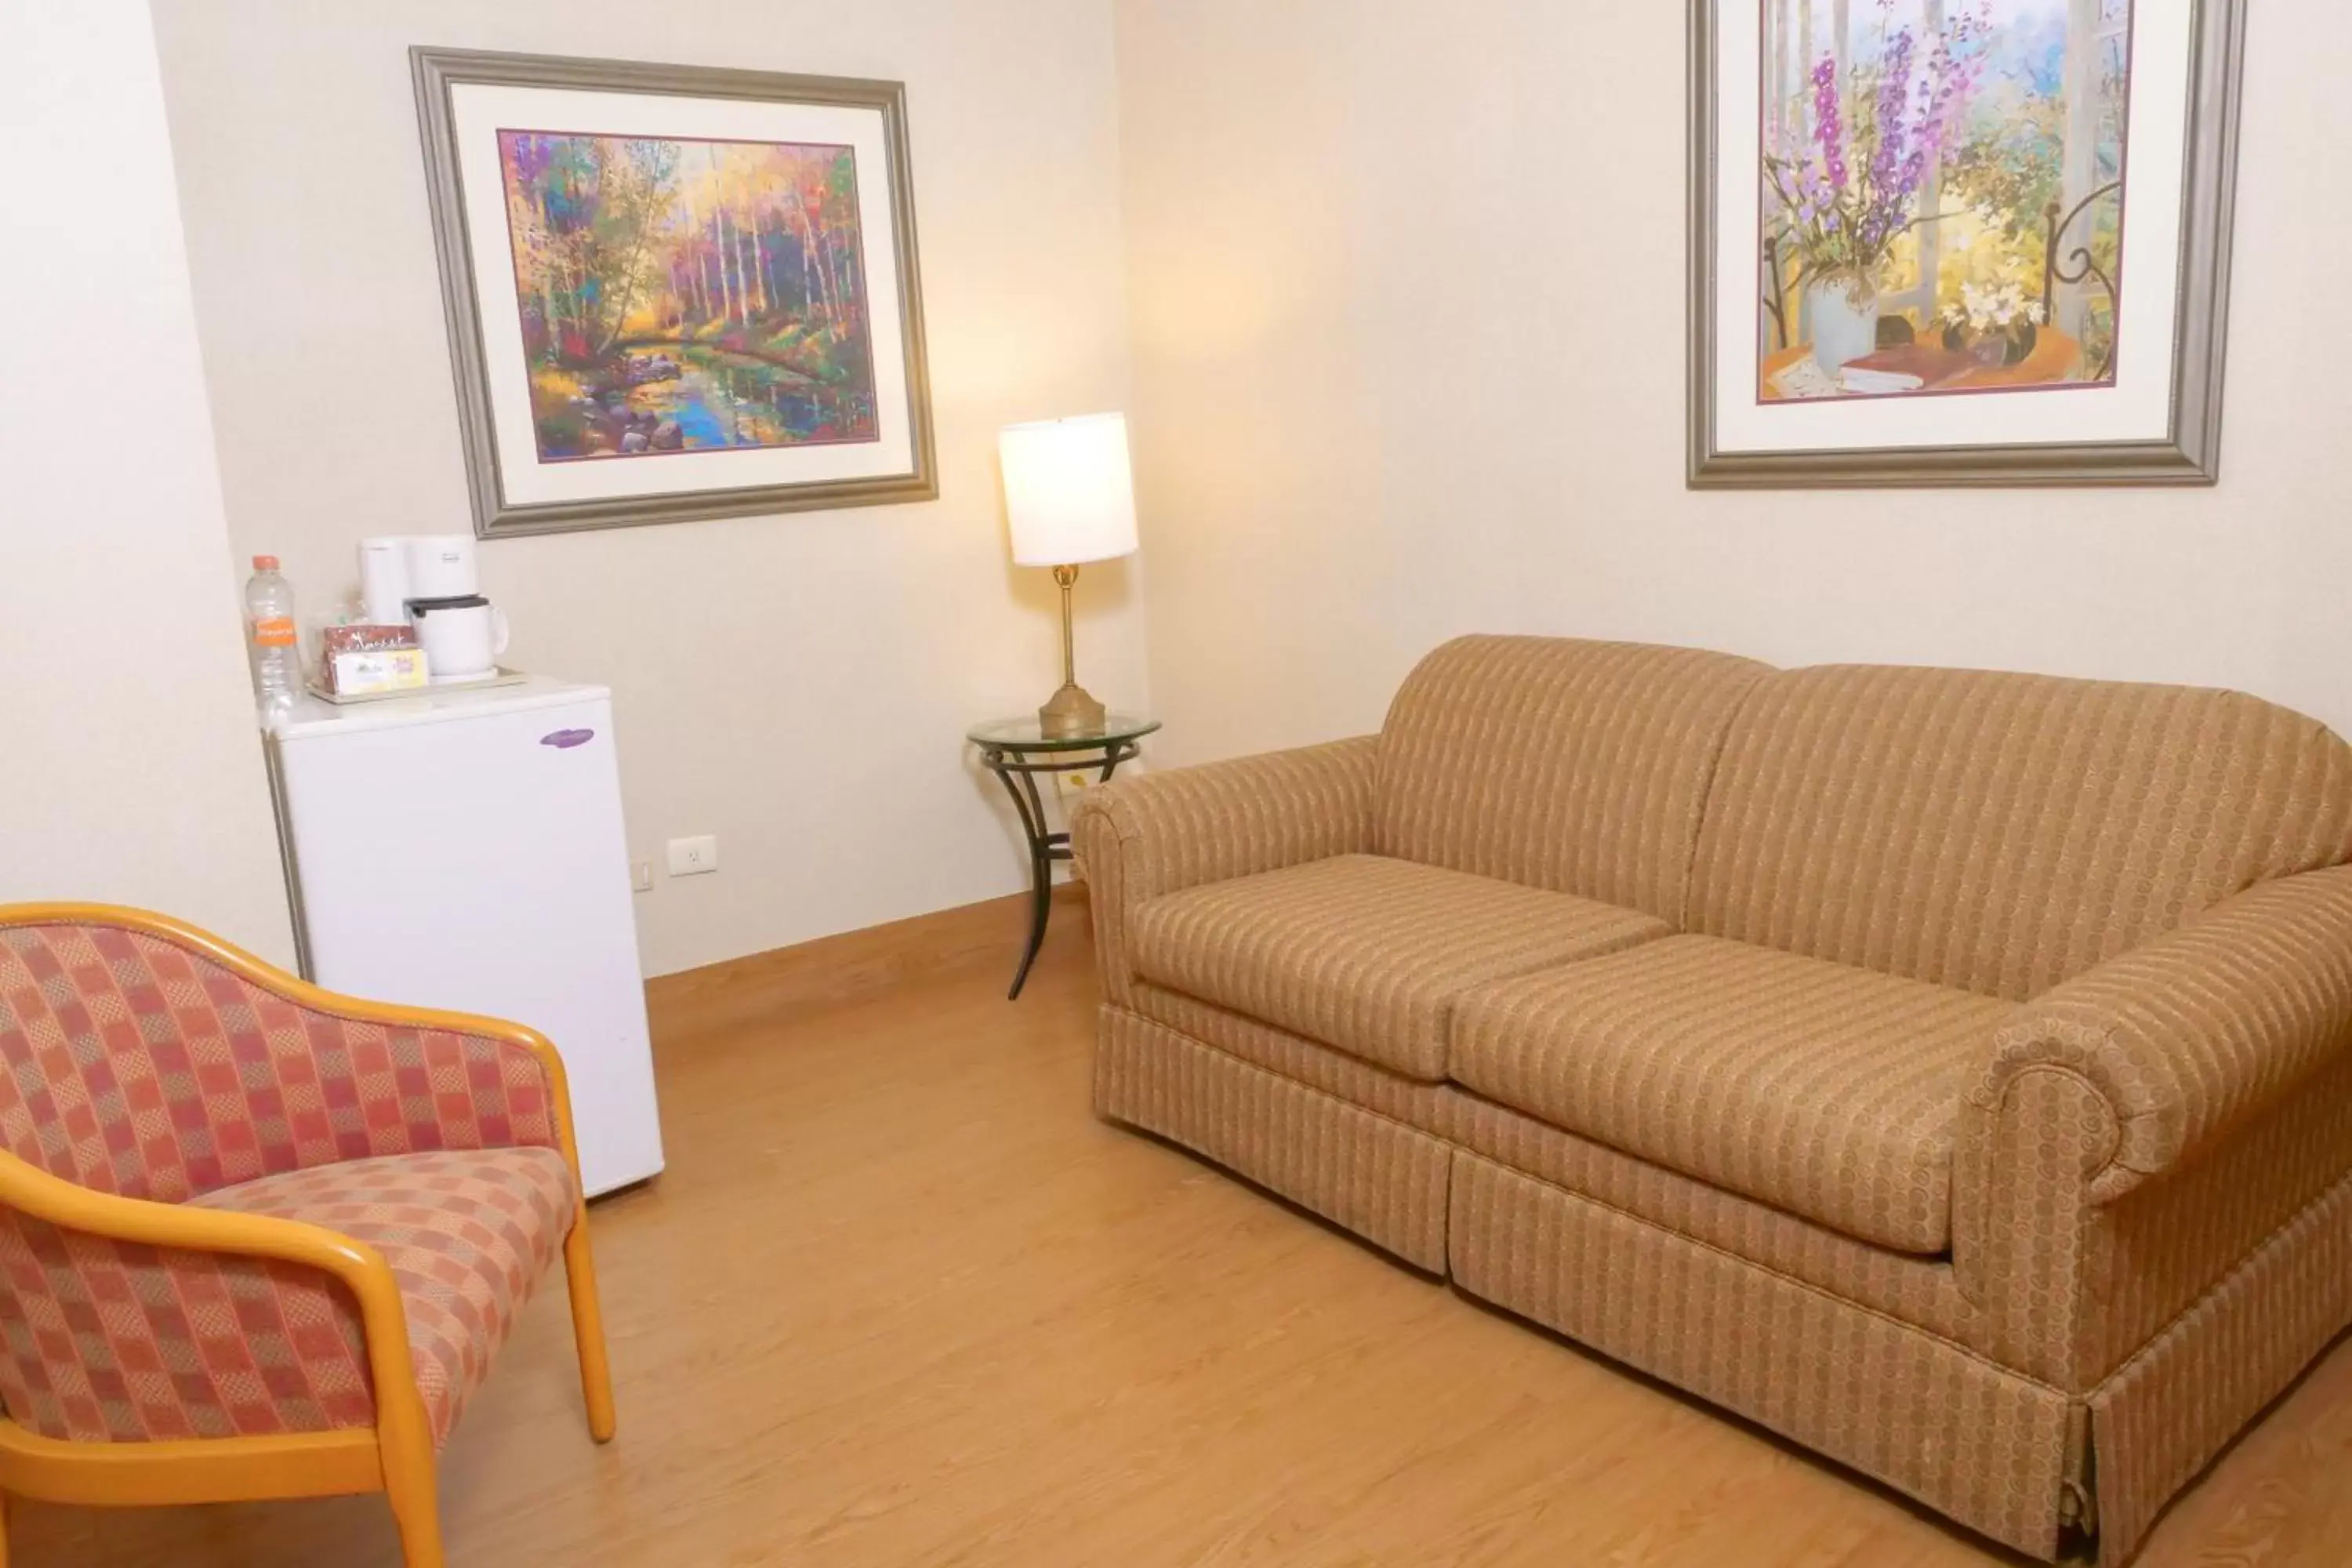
top-left (0, 906), bottom-right (617, 1568)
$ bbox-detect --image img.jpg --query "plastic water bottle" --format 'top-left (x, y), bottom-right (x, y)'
top-left (244, 555), bottom-right (300, 723)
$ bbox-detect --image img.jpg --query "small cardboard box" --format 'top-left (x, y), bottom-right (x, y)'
top-left (325, 645), bottom-right (430, 697)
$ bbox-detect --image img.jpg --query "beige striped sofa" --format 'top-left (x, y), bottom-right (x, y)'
top-left (1070, 635), bottom-right (2352, 1565)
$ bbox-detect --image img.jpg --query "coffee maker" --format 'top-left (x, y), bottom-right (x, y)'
top-left (358, 535), bottom-right (509, 682)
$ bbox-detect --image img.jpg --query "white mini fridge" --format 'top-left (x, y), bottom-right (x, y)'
top-left (267, 677), bottom-right (665, 1197)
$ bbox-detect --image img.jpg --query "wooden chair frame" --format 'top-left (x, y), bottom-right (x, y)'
top-left (0, 903), bottom-right (619, 1568)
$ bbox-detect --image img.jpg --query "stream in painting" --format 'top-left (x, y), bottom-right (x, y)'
top-left (537, 343), bottom-right (875, 459)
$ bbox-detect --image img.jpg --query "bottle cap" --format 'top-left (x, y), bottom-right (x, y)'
top-left (252, 555), bottom-right (281, 571)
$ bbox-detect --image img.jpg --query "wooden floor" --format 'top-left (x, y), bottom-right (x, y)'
top-left (15, 906), bottom-right (2352, 1567)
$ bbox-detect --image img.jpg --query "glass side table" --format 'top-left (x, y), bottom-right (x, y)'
top-left (968, 713), bottom-right (1161, 999)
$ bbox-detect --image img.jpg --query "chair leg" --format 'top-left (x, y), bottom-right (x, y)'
top-left (379, 1415), bottom-right (445, 1568)
top-left (564, 1219), bottom-right (618, 1443)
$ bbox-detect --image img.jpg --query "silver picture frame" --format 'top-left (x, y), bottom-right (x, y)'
top-left (1687, 0), bottom-right (2246, 488)
top-left (412, 46), bottom-right (938, 538)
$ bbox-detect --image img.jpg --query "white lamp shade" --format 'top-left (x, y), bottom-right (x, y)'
top-left (1000, 413), bottom-right (1140, 568)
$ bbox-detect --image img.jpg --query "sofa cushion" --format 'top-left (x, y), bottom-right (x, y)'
top-left (1453, 936), bottom-right (2009, 1253)
top-left (1131, 854), bottom-right (1667, 1081)
top-left (1688, 663), bottom-right (2352, 1000)
top-left (1374, 636), bottom-right (1770, 924)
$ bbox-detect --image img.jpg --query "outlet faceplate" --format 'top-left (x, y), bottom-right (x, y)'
top-left (666, 836), bottom-right (719, 877)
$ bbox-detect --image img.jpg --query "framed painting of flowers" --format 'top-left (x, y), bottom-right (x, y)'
top-left (413, 48), bottom-right (936, 536)
top-left (1688, 1), bottom-right (2246, 487)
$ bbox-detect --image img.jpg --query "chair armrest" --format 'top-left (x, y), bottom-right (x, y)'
top-left (1069, 736), bottom-right (1378, 1004)
top-left (1969, 864), bottom-right (2352, 1205)
top-left (0, 904), bottom-right (583, 1196)
top-left (0, 1146), bottom-right (393, 1298)
top-left (0, 1145), bottom-right (425, 1446)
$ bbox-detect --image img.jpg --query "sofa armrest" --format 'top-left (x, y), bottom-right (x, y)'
top-left (1069, 735), bottom-right (1378, 1004)
top-left (1969, 865), bottom-right (2352, 1205)
top-left (1950, 865), bottom-right (2352, 1382)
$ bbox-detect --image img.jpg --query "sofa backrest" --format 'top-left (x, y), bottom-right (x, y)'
top-left (1688, 664), bottom-right (2352, 1000)
top-left (1374, 636), bottom-right (1772, 923)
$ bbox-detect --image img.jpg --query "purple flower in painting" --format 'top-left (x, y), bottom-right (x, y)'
top-left (1768, 2), bottom-right (1988, 292)
top-left (1869, 29), bottom-right (1914, 194)
top-left (1812, 54), bottom-right (1849, 191)
top-left (1901, 147), bottom-right (1928, 195)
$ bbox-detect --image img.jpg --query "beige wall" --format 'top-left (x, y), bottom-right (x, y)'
top-left (0, 2), bottom-right (295, 964)
top-left (1114, 1), bottom-right (2352, 768)
top-left (51, 2), bottom-right (2339, 978)
top-left (151, 0), bottom-right (1145, 977)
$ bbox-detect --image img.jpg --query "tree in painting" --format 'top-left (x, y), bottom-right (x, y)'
top-left (1759, 0), bottom-right (2132, 402)
top-left (498, 132), bottom-right (880, 460)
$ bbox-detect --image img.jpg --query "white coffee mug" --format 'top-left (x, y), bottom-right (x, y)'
top-left (411, 600), bottom-right (509, 681)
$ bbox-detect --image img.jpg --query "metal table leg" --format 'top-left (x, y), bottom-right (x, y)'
top-left (979, 739), bottom-right (1143, 1000)
top-left (982, 750), bottom-right (1047, 999)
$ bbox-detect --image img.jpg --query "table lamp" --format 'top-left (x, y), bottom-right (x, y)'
top-left (1000, 412), bottom-right (1139, 738)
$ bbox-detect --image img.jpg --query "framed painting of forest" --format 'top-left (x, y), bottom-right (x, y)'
top-left (1688, 1), bottom-right (2245, 487)
top-left (412, 48), bottom-right (935, 536)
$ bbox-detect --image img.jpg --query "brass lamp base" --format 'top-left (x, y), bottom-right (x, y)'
top-left (1037, 681), bottom-right (1108, 739)
top-left (1036, 561), bottom-right (1109, 737)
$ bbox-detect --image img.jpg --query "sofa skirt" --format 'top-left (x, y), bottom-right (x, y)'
top-left (1094, 1000), bottom-right (2352, 1565)
top-left (2089, 1160), bottom-right (2352, 1560)
top-left (1448, 1151), bottom-right (2073, 1559)
top-left (1096, 1004), bottom-right (1452, 1272)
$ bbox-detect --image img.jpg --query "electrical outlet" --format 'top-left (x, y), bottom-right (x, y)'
top-left (666, 835), bottom-right (720, 877)
top-left (1055, 771), bottom-right (1091, 798)
top-left (630, 859), bottom-right (654, 894)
